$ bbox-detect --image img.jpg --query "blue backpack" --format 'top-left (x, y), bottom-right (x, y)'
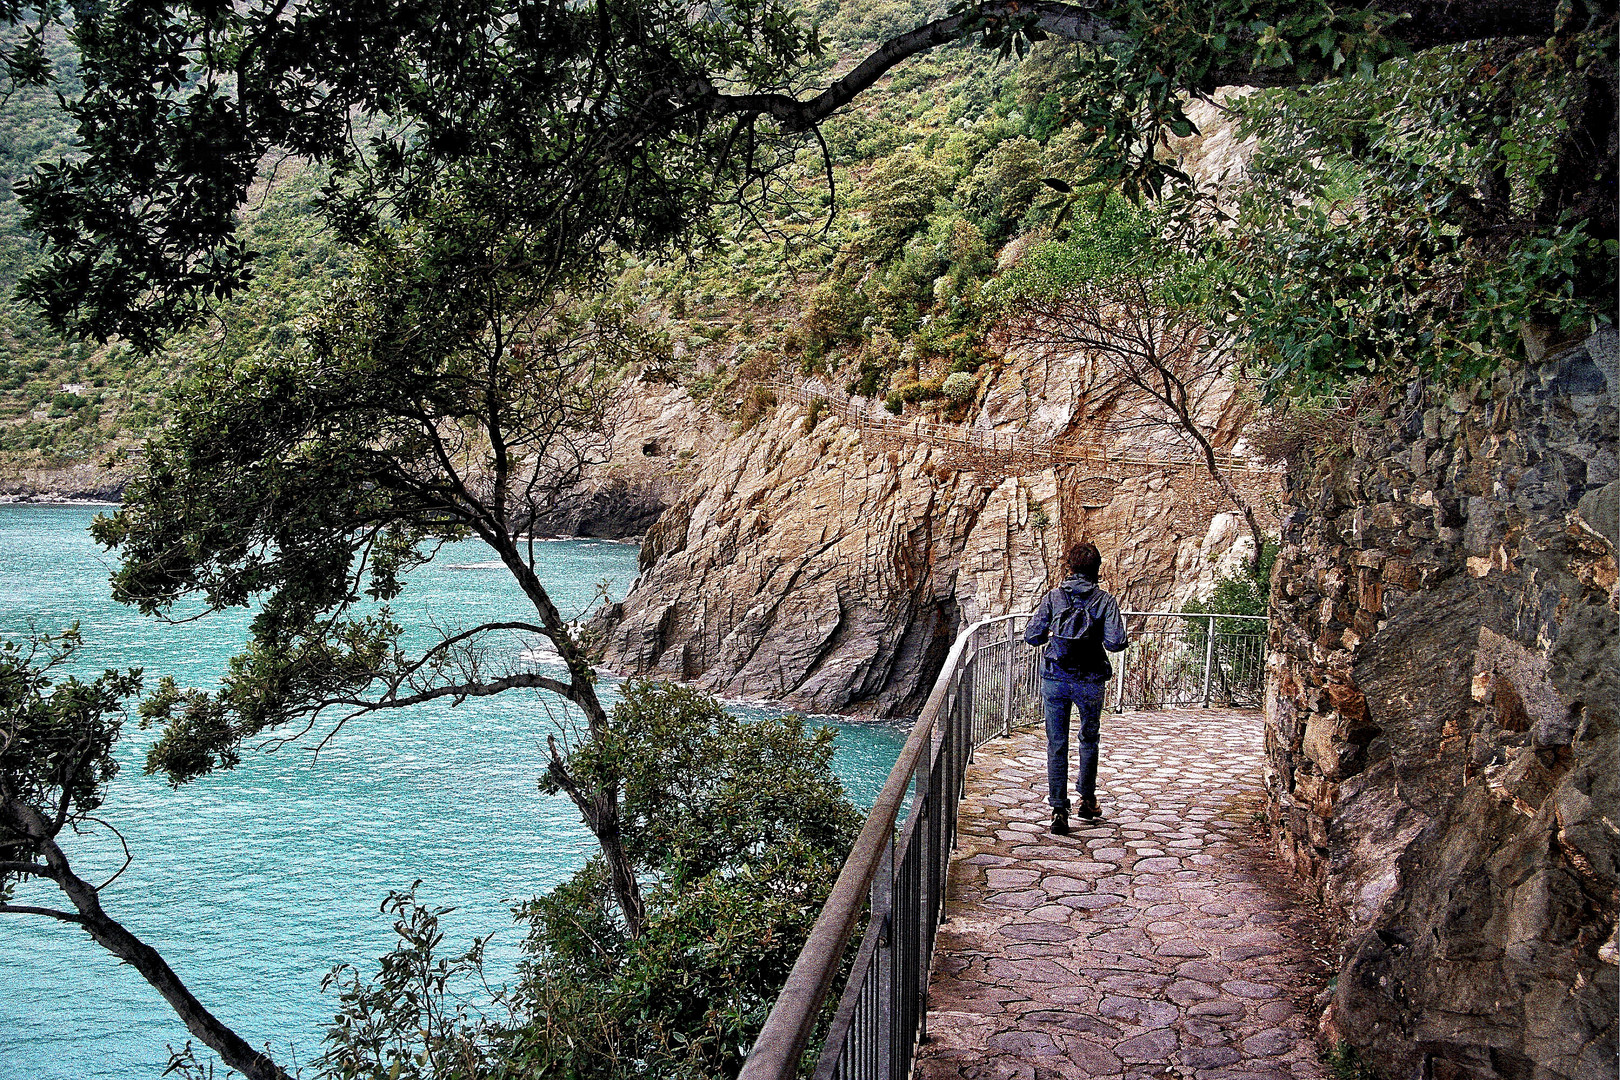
top-left (1047, 588), bottom-right (1102, 672)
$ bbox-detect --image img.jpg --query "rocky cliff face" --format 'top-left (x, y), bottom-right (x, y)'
top-left (1265, 330), bottom-right (1618, 1078)
top-left (592, 348), bottom-right (1276, 716)
top-left (589, 93), bottom-right (1272, 715)
top-left (0, 461), bottom-right (132, 502)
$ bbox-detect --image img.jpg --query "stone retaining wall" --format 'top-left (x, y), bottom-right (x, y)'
top-left (1264, 330), bottom-right (1617, 1078)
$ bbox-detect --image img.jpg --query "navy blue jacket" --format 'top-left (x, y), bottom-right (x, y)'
top-left (1023, 576), bottom-right (1128, 681)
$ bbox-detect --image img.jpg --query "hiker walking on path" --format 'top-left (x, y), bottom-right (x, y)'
top-left (1023, 541), bottom-right (1128, 834)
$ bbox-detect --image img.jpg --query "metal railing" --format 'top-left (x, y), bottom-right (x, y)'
top-left (1113, 611), bottom-right (1269, 711)
top-left (739, 609), bottom-right (1267, 1080)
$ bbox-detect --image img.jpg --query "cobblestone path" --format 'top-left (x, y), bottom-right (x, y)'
top-left (915, 709), bottom-right (1332, 1080)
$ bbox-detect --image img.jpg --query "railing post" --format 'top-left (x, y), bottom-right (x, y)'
top-left (1200, 614), bottom-right (1217, 708)
top-left (1114, 642), bottom-right (1128, 712)
top-left (874, 835), bottom-right (893, 1080)
top-left (916, 728), bottom-right (934, 1051)
top-left (1002, 620), bottom-right (1016, 738)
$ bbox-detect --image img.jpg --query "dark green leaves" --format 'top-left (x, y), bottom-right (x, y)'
top-left (317, 682), bottom-right (862, 1080)
top-left (559, 679), bottom-right (862, 885)
top-left (0, 0), bottom-right (58, 97)
top-left (525, 679), bottom-right (860, 1078)
top-left (1007, 2), bottom-right (1411, 203)
top-left (16, 0), bottom-right (824, 350)
top-left (0, 626), bottom-right (142, 892)
top-left (135, 615), bottom-right (402, 785)
top-left (1220, 32), bottom-right (1617, 393)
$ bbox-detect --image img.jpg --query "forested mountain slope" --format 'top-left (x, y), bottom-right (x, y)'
top-left (0, 0), bottom-right (1090, 487)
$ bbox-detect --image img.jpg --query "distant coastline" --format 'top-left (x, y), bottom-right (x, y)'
top-left (1, 462), bottom-right (131, 504)
top-left (0, 495), bottom-right (121, 505)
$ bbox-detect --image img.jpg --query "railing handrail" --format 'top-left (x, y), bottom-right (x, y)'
top-left (739, 613), bottom-right (1011, 1078)
top-left (741, 608), bottom-right (1270, 1080)
top-left (1122, 610), bottom-right (1268, 621)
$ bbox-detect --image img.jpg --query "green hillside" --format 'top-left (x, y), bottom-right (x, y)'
top-left (0, 0), bottom-right (1104, 473)
top-left (0, 0), bottom-right (1610, 473)
top-left (0, 31), bottom-right (351, 470)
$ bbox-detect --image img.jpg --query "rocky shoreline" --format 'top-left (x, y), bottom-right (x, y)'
top-left (0, 464), bottom-right (130, 504)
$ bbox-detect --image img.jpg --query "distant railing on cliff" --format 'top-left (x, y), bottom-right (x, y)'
top-left (739, 609), bottom-right (1268, 1080)
top-left (770, 377), bottom-right (1279, 475)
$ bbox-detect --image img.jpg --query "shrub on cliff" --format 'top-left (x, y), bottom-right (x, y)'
top-left (1183, 541), bottom-right (1279, 631)
top-left (1222, 36), bottom-right (1616, 394)
top-left (941, 371), bottom-right (978, 403)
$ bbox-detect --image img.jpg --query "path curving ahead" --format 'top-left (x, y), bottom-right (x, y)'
top-left (916, 709), bottom-right (1332, 1080)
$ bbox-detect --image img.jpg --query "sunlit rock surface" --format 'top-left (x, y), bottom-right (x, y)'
top-left (592, 347), bottom-right (1272, 716)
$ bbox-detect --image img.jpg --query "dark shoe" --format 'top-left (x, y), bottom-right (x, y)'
top-left (1051, 810), bottom-right (1070, 835)
top-left (1078, 799), bottom-right (1101, 820)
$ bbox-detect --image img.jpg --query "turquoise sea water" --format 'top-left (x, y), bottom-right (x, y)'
top-left (0, 505), bottom-right (906, 1079)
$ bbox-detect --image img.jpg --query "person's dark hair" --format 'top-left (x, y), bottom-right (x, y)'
top-left (1065, 541), bottom-right (1102, 580)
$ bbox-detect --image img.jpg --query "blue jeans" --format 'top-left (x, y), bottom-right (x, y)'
top-left (1042, 673), bottom-right (1106, 811)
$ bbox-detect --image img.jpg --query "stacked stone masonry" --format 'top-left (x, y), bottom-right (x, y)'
top-left (1264, 329), bottom-right (1618, 1079)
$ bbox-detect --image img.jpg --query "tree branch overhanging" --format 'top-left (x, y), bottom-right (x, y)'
top-left (0, 795), bottom-right (290, 1080)
top-left (698, 0), bottom-right (1571, 130)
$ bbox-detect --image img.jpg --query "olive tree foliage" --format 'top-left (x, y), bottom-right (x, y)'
top-left (86, 197), bottom-right (667, 1076)
top-left (0, 627), bottom-right (291, 1080)
top-left (309, 682), bottom-right (861, 1080)
top-left (979, 4), bottom-right (1611, 396)
top-left (13, 0), bottom-right (828, 351)
top-left (0, 0), bottom-right (53, 98)
top-left (93, 198), bottom-right (662, 937)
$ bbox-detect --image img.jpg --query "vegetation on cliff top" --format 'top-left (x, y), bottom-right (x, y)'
top-left (4, 2), bottom-right (1611, 469)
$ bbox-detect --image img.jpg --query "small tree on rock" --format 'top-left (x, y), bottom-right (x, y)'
top-left (993, 202), bottom-right (1269, 573)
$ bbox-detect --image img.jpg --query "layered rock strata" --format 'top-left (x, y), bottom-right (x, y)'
top-left (593, 352), bottom-right (1277, 716)
top-left (1265, 330), bottom-right (1618, 1078)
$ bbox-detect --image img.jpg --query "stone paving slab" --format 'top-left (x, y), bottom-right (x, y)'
top-left (915, 709), bottom-right (1332, 1080)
